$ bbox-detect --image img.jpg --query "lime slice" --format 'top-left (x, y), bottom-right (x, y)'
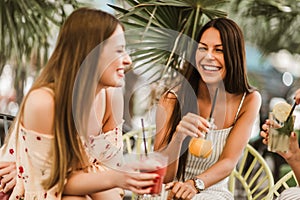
top-left (272, 102), bottom-right (292, 122)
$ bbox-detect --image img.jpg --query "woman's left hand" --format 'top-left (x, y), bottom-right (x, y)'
top-left (166, 180), bottom-right (197, 200)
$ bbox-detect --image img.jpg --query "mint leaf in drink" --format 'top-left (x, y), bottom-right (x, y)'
top-left (277, 116), bottom-right (294, 136)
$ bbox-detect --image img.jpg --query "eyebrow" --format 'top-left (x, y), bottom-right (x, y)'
top-left (115, 44), bottom-right (126, 48)
top-left (199, 42), bottom-right (223, 47)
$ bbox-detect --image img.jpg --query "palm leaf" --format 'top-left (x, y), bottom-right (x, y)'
top-left (110, 0), bottom-right (230, 116)
top-left (229, 0), bottom-right (300, 54)
top-left (0, 0), bottom-right (81, 102)
top-left (110, 0), bottom-right (229, 80)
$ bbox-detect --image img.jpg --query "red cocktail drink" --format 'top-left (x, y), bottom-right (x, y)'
top-left (148, 166), bottom-right (167, 194)
top-left (140, 152), bottom-right (168, 196)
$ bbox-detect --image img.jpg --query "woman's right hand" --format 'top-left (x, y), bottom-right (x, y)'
top-left (0, 162), bottom-right (16, 193)
top-left (63, 162), bottom-right (159, 196)
top-left (175, 112), bottom-right (210, 139)
top-left (116, 170), bottom-right (157, 195)
top-left (116, 162), bottom-right (159, 195)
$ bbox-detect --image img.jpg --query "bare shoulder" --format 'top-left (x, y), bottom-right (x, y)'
top-left (245, 91), bottom-right (261, 105)
top-left (159, 89), bottom-right (178, 106)
top-left (23, 88), bottom-right (54, 135)
top-left (156, 90), bottom-right (178, 125)
top-left (102, 87), bottom-right (123, 131)
top-left (241, 90), bottom-right (261, 114)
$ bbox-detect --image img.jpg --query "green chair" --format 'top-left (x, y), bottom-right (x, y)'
top-left (0, 113), bottom-right (14, 147)
top-left (266, 170), bottom-right (298, 199)
top-left (122, 125), bottom-right (155, 154)
top-left (229, 144), bottom-right (274, 200)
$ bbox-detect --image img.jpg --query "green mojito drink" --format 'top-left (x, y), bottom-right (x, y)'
top-left (268, 112), bottom-right (295, 152)
top-left (268, 102), bottom-right (296, 152)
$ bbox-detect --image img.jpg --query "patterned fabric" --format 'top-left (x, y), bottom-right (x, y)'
top-left (85, 122), bottom-right (125, 199)
top-left (86, 89), bottom-right (124, 170)
top-left (0, 124), bottom-right (61, 200)
top-left (0, 122), bottom-right (125, 200)
top-left (87, 122), bottom-right (124, 170)
top-left (276, 187), bottom-right (300, 200)
top-left (185, 127), bottom-right (233, 200)
top-left (0, 88), bottom-right (125, 199)
top-left (184, 93), bottom-right (246, 200)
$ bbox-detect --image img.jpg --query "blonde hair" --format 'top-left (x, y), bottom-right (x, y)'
top-left (5, 7), bottom-right (121, 192)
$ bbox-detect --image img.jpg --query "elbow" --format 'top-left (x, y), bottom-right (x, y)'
top-left (221, 158), bottom-right (237, 177)
top-left (163, 168), bottom-right (177, 183)
top-left (164, 174), bottom-right (175, 183)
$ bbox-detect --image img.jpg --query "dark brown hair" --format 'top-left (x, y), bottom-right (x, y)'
top-left (163, 17), bottom-right (254, 180)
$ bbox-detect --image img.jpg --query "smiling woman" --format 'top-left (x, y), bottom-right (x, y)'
top-left (0, 7), bottom-right (157, 200)
top-left (196, 27), bottom-right (226, 83)
top-left (97, 25), bottom-right (131, 89)
top-left (154, 17), bottom-right (261, 200)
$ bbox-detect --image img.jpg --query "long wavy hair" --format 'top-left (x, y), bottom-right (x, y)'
top-left (162, 18), bottom-right (254, 181)
top-left (4, 7), bottom-right (121, 192)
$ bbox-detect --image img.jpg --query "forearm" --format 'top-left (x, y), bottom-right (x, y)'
top-left (291, 165), bottom-right (300, 185)
top-left (63, 170), bottom-right (116, 195)
top-left (287, 157), bottom-right (300, 184)
top-left (195, 158), bottom-right (235, 188)
top-left (156, 134), bottom-right (185, 182)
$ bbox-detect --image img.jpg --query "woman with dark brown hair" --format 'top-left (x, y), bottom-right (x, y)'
top-left (0, 8), bottom-right (157, 199)
top-left (154, 18), bottom-right (261, 199)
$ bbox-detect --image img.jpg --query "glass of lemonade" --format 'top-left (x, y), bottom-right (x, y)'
top-left (268, 112), bottom-right (295, 152)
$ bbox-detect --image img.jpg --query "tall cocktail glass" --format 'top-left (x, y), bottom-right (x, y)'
top-left (138, 152), bottom-right (168, 199)
top-left (268, 112), bottom-right (295, 152)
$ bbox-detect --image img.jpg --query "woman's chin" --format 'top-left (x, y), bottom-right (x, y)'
top-left (201, 77), bottom-right (223, 85)
top-left (113, 79), bottom-right (125, 88)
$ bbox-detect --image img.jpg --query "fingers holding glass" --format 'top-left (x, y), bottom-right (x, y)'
top-left (177, 113), bottom-right (209, 138)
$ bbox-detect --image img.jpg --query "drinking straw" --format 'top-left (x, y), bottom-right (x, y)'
top-left (202, 88), bottom-right (218, 141)
top-left (208, 88), bottom-right (219, 121)
top-left (286, 102), bottom-right (297, 122)
top-left (0, 113), bottom-right (15, 120)
top-left (141, 118), bottom-right (148, 156)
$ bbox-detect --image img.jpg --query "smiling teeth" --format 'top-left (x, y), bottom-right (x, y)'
top-left (203, 65), bottom-right (219, 71)
top-left (117, 69), bottom-right (124, 75)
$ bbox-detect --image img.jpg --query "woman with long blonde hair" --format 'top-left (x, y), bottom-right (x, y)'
top-left (0, 7), bottom-right (157, 199)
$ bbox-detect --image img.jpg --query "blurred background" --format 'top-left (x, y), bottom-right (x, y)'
top-left (0, 0), bottom-right (300, 184)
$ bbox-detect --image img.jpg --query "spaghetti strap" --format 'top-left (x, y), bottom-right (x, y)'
top-left (167, 89), bottom-right (178, 98)
top-left (41, 86), bottom-right (54, 95)
top-left (234, 92), bottom-right (246, 123)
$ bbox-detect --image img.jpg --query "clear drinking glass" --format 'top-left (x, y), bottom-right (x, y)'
top-left (268, 112), bottom-right (295, 152)
top-left (137, 152), bottom-right (168, 199)
top-left (189, 118), bottom-right (215, 158)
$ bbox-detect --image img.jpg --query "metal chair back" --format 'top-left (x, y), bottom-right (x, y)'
top-left (229, 144), bottom-right (275, 200)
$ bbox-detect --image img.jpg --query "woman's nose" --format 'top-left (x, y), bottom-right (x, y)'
top-left (205, 52), bottom-right (214, 59)
top-left (123, 53), bottom-right (132, 65)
